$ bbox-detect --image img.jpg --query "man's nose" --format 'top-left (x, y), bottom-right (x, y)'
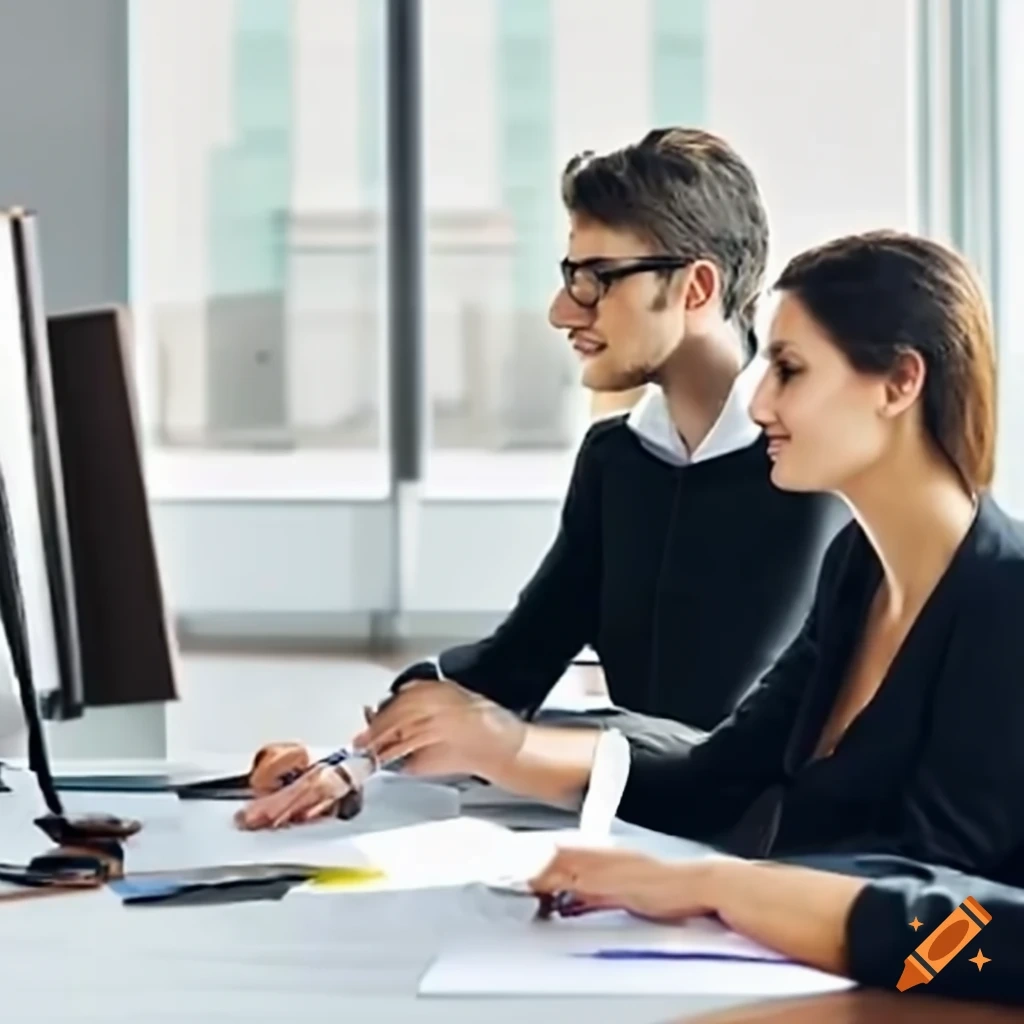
top-left (548, 287), bottom-right (593, 330)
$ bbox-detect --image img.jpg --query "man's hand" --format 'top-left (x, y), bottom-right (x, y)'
top-left (248, 742), bottom-right (311, 795)
top-left (352, 679), bottom-right (527, 779)
top-left (234, 763), bottom-right (361, 830)
top-left (529, 848), bottom-right (716, 921)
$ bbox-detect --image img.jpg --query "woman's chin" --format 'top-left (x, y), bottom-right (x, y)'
top-left (769, 460), bottom-right (814, 492)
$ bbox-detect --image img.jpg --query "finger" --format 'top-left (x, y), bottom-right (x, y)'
top-left (360, 710), bottom-right (434, 760)
top-left (557, 893), bottom-right (620, 918)
top-left (252, 741), bottom-right (303, 770)
top-left (235, 792), bottom-right (285, 830)
top-left (250, 746), bottom-right (310, 794)
top-left (270, 779), bottom-right (325, 829)
top-left (400, 742), bottom-right (455, 777)
top-left (371, 721), bottom-right (440, 767)
top-left (299, 794), bottom-right (342, 822)
top-left (240, 772), bottom-right (324, 830)
top-left (529, 852), bottom-right (578, 894)
top-left (352, 694), bottom-right (424, 749)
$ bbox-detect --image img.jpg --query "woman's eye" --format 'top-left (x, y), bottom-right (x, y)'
top-left (774, 362), bottom-right (801, 383)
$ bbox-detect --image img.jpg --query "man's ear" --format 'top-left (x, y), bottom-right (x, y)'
top-left (881, 348), bottom-right (926, 416)
top-left (683, 260), bottom-right (720, 313)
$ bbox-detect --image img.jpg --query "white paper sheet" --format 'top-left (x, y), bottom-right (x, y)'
top-left (291, 817), bottom-right (586, 893)
top-left (419, 948), bottom-right (856, 997)
top-left (419, 914), bottom-right (856, 997)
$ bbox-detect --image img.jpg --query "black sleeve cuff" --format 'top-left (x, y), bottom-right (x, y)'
top-left (390, 659), bottom-right (441, 693)
top-left (846, 881), bottom-right (929, 989)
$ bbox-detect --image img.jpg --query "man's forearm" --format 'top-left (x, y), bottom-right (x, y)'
top-left (701, 859), bottom-right (870, 976)
top-left (485, 724), bottom-right (601, 807)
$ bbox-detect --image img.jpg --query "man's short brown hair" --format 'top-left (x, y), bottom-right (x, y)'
top-left (561, 128), bottom-right (769, 351)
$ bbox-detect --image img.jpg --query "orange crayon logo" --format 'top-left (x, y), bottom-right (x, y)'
top-left (897, 896), bottom-right (992, 992)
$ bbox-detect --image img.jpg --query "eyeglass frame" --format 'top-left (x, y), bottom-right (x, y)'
top-left (559, 255), bottom-right (694, 309)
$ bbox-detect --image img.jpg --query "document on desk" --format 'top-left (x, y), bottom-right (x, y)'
top-left (292, 817), bottom-right (594, 894)
top-left (107, 772), bottom-right (460, 875)
top-left (419, 913), bottom-right (857, 997)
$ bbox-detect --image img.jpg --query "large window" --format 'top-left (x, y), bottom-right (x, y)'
top-left (419, 0), bottom-right (707, 494)
top-left (132, 0), bottom-right (388, 498)
top-left (131, 0), bottom-right (926, 636)
top-left (132, 0), bottom-right (708, 500)
top-left (996, 0), bottom-right (1024, 514)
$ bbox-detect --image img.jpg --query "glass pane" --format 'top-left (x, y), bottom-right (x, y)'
top-left (421, 0), bottom-right (707, 492)
top-left (131, 0), bottom-right (387, 494)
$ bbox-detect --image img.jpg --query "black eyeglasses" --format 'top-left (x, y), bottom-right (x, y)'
top-left (559, 256), bottom-right (691, 309)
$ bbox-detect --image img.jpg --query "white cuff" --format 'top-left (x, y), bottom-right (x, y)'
top-left (578, 728), bottom-right (631, 836)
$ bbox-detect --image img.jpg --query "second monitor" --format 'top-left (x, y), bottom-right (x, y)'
top-left (46, 306), bottom-right (178, 710)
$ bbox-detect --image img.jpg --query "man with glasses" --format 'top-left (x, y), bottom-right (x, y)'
top-left (236, 128), bottom-right (847, 829)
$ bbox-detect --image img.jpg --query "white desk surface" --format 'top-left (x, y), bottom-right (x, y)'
top-left (0, 763), bottom-right (781, 1024)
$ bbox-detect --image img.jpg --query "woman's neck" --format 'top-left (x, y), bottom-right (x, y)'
top-left (841, 454), bottom-right (977, 618)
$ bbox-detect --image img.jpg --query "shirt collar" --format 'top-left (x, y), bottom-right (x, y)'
top-left (626, 356), bottom-right (767, 467)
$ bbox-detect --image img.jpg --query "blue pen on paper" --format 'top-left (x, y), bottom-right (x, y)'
top-left (572, 949), bottom-right (794, 965)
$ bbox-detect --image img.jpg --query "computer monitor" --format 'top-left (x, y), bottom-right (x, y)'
top-left (0, 210), bottom-right (84, 722)
top-left (0, 209), bottom-right (177, 835)
top-left (46, 306), bottom-right (179, 709)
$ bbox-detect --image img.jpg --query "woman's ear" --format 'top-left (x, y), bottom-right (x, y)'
top-left (882, 348), bottom-right (926, 416)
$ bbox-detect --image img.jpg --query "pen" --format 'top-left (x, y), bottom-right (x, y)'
top-left (278, 747), bottom-right (374, 787)
top-left (536, 890), bottom-right (587, 919)
top-left (571, 949), bottom-right (792, 965)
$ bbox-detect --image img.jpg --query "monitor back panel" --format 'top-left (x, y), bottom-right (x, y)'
top-left (46, 307), bottom-right (178, 707)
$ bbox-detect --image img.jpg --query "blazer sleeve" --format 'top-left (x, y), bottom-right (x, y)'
top-left (403, 423), bottom-right (606, 716)
top-left (845, 860), bottom-right (1024, 1005)
top-left (858, 568), bottom-right (1024, 875)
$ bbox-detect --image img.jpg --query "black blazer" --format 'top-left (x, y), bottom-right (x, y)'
top-left (617, 494), bottom-right (1024, 885)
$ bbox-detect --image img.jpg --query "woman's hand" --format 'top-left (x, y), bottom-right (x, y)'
top-left (529, 847), bottom-right (717, 921)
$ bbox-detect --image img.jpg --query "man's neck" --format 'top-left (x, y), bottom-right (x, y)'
top-left (657, 327), bottom-right (746, 457)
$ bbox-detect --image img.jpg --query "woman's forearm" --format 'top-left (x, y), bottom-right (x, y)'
top-left (700, 859), bottom-right (870, 976)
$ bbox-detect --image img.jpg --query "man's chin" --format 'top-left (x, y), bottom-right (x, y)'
top-left (581, 367), bottom-right (647, 394)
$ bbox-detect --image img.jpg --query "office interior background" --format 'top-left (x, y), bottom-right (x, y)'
top-left (0, 0), bottom-right (1018, 762)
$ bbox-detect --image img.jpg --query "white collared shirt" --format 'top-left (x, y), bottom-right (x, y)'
top-left (625, 356), bottom-right (767, 467)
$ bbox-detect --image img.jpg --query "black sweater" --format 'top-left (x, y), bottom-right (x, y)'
top-left (397, 416), bottom-right (847, 745)
top-left (618, 494), bottom-right (1024, 886)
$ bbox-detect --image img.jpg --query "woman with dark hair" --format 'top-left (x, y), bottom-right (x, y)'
top-left (521, 229), bottom-right (1024, 892)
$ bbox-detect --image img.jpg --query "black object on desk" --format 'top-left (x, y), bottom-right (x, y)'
top-left (173, 774), bottom-right (253, 800)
